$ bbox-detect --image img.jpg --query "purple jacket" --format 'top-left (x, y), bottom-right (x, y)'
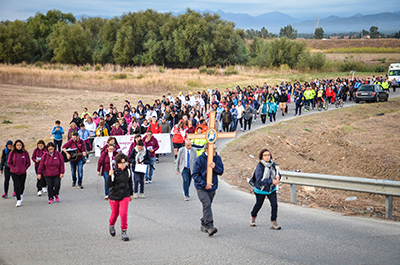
top-left (8, 151), bottom-right (31, 175)
top-left (32, 148), bottom-right (47, 167)
top-left (37, 151), bottom-right (65, 177)
top-left (142, 135), bottom-right (159, 158)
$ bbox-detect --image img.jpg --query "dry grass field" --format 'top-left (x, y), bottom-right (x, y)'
top-left (305, 38), bottom-right (400, 49)
top-left (221, 97), bottom-right (400, 221)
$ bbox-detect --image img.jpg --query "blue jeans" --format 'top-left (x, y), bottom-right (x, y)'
top-left (146, 157), bottom-right (155, 181)
top-left (232, 118), bottom-right (238, 131)
top-left (103, 172), bottom-right (109, 196)
top-left (182, 167), bottom-right (192, 197)
top-left (70, 159), bottom-right (83, 185)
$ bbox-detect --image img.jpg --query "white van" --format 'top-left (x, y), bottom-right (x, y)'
top-left (388, 63), bottom-right (400, 89)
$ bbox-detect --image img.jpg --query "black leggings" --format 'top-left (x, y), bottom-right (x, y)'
top-left (35, 165), bottom-right (47, 191)
top-left (222, 123), bottom-right (230, 132)
top-left (53, 139), bottom-right (62, 152)
top-left (11, 172), bottom-right (26, 200)
top-left (244, 118), bottom-right (252, 131)
top-left (45, 176), bottom-right (61, 199)
top-left (261, 114), bottom-right (267, 124)
top-left (251, 191), bottom-right (278, 222)
top-left (238, 117), bottom-right (243, 129)
top-left (3, 167), bottom-right (13, 195)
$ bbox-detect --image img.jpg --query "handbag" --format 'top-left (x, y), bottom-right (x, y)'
top-left (247, 169), bottom-right (257, 187)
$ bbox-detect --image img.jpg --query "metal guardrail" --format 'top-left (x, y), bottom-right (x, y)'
top-left (280, 171), bottom-right (400, 219)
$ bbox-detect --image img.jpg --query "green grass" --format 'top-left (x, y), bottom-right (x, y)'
top-left (325, 47), bottom-right (400, 53)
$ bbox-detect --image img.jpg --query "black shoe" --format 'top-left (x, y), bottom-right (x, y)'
top-left (72, 183), bottom-right (76, 187)
top-left (207, 227), bottom-right (218, 236)
top-left (121, 230), bottom-right (129, 241)
top-left (78, 185), bottom-right (84, 189)
top-left (109, 226), bottom-right (116, 237)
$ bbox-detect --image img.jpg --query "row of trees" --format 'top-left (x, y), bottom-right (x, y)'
top-left (0, 9), bottom-right (248, 66)
top-left (0, 9), bottom-right (325, 70)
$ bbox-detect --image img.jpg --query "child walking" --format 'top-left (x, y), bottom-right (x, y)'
top-left (107, 153), bottom-right (133, 241)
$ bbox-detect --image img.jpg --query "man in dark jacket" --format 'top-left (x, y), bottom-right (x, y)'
top-left (192, 144), bottom-right (224, 236)
top-left (278, 90), bottom-right (289, 116)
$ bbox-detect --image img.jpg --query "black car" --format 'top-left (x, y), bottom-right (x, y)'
top-left (354, 85), bottom-right (389, 103)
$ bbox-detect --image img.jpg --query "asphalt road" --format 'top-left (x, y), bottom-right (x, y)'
top-left (1, 91), bottom-right (400, 265)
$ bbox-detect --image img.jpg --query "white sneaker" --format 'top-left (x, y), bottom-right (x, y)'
top-left (173, 160), bottom-right (177, 164)
top-left (20, 194), bottom-right (23, 202)
top-left (104, 196), bottom-right (108, 200)
top-left (148, 180), bottom-right (152, 184)
top-left (37, 190), bottom-right (42, 196)
top-left (133, 193), bottom-right (138, 199)
top-left (42, 187), bottom-right (48, 193)
top-left (86, 159), bottom-right (90, 163)
top-left (140, 193), bottom-right (145, 198)
top-left (16, 200), bottom-right (21, 207)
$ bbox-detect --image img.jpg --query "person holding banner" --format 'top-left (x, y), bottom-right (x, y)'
top-left (128, 140), bottom-right (151, 199)
top-left (98, 144), bottom-right (118, 199)
top-left (143, 131), bottom-right (159, 184)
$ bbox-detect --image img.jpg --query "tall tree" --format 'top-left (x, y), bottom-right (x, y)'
top-left (48, 22), bottom-right (93, 64)
top-left (314, 27), bottom-right (324, 39)
top-left (0, 20), bottom-right (37, 63)
top-left (279, 25), bottom-right (297, 39)
top-left (370, 26), bottom-right (380, 39)
top-left (27, 9), bottom-right (76, 62)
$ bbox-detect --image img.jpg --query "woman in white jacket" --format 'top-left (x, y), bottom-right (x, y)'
top-left (236, 101), bottom-right (245, 131)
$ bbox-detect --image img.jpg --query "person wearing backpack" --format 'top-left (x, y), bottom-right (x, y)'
top-left (250, 149), bottom-right (281, 230)
top-left (1, 140), bottom-right (14, 199)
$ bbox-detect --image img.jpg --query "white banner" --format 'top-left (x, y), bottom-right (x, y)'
top-left (93, 134), bottom-right (171, 157)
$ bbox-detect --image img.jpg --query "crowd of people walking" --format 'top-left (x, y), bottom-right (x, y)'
top-left (1, 74), bottom-right (393, 239)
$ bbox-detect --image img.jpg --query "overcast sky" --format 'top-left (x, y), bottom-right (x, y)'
top-left (1, 0), bottom-right (399, 21)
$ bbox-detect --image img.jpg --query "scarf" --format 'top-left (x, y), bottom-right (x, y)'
top-left (260, 160), bottom-right (276, 187)
top-left (134, 146), bottom-right (146, 164)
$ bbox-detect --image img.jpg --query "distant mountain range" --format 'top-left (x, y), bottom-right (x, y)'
top-left (76, 10), bottom-right (400, 34)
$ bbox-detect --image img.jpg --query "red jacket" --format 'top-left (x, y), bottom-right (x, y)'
top-left (62, 139), bottom-right (87, 161)
top-left (143, 135), bottom-right (159, 158)
top-left (110, 126), bottom-right (124, 136)
top-left (8, 151), bottom-right (31, 175)
top-left (37, 151), bottom-right (65, 177)
top-left (172, 126), bottom-right (185, 144)
top-left (97, 150), bottom-right (118, 175)
top-left (147, 122), bottom-right (162, 134)
top-left (32, 148), bottom-right (47, 167)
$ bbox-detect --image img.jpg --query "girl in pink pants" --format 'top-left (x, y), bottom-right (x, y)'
top-left (106, 152), bottom-right (133, 241)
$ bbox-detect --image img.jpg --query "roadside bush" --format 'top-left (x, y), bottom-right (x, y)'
top-left (224, 66), bottom-right (238, 75)
top-left (375, 65), bottom-right (385, 72)
top-left (206, 68), bottom-right (216, 75)
top-left (112, 73), bottom-right (127, 79)
top-left (199, 66), bottom-right (207, 74)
